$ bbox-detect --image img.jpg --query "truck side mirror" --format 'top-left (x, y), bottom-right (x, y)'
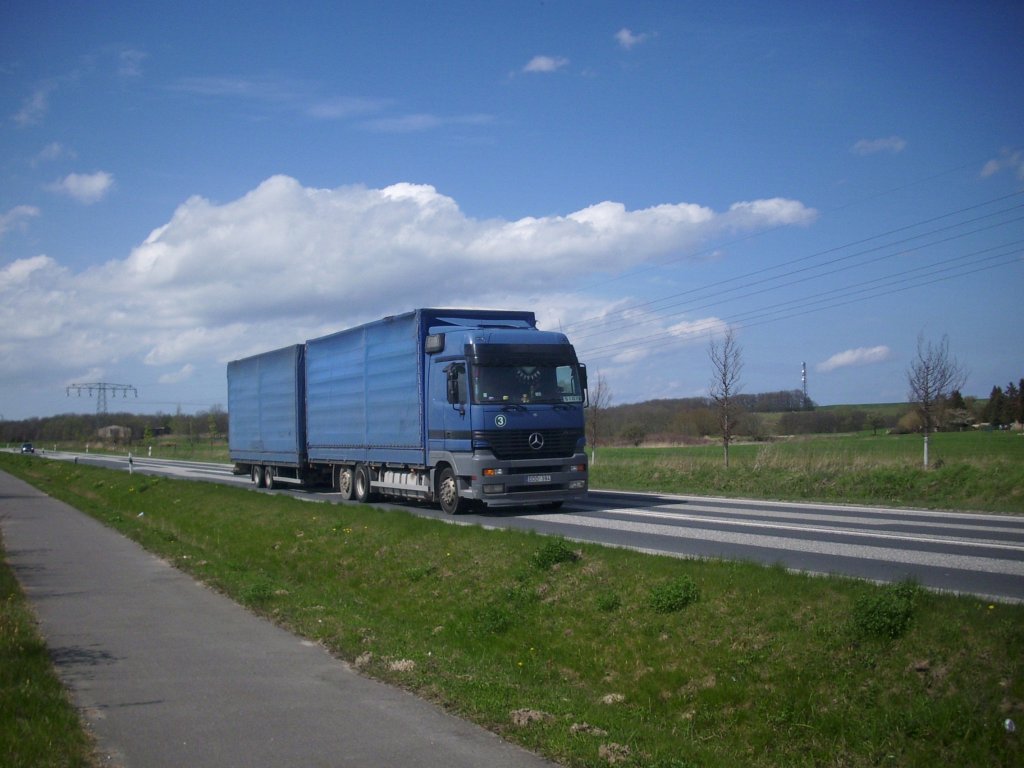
top-left (445, 364), bottom-right (466, 413)
top-left (579, 364), bottom-right (589, 407)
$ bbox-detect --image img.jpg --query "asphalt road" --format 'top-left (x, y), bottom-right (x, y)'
top-left (26, 450), bottom-right (1024, 603)
top-left (0, 468), bottom-right (557, 768)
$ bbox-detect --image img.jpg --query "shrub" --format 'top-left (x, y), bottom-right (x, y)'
top-left (649, 575), bottom-right (700, 613)
top-left (472, 601), bottom-right (516, 635)
top-left (531, 538), bottom-right (580, 570)
top-left (242, 579), bottom-right (275, 605)
top-left (470, 584), bottom-right (536, 635)
top-left (596, 590), bottom-right (622, 612)
top-left (852, 581), bottom-right (920, 639)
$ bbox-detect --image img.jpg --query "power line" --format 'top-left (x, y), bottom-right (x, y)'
top-left (578, 243), bottom-right (1022, 364)
top-left (565, 191), bottom-right (1024, 341)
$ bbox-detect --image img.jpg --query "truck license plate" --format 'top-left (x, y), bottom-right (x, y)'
top-left (527, 474), bottom-right (552, 484)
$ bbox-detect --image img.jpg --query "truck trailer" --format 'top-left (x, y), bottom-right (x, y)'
top-left (227, 308), bottom-right (589, 513)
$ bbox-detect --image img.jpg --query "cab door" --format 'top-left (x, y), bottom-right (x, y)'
top-left (428, 359), bottom-right (470, 453)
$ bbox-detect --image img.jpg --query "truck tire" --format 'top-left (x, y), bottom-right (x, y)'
top-left (337, 466), bottom-right (354, 501)
top-left (263, 466), bottom-right (275, 490)
top-left (438, 466), bottom-right (465, 515)
top-left (354, 464), bottom-right (373, 503)
top-left (251, 465), bottom-right (264, 487)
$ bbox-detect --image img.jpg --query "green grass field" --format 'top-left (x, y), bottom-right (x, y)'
top-left (2, 453), bottom-right (1022, 767)
top-left (591, 430), bottom-right (1024, 513)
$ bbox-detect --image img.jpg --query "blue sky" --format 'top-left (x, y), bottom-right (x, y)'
top-left (2, 1), bottom-right (1022, 419)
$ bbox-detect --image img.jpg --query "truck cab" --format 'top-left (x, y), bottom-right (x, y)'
top-left (425, 317), bottom-right (588, 513)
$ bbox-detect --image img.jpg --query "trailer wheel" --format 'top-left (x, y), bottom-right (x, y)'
top-left (263, 466), bottom-right (275, 490)
top-left (438, 467), bottom-right (465, 515)
top-left (354, 464), bottom-right (373, 503)
top-left (337, 466), bottom-right (354, 501)
top-left (251, 465), bottom-right (264, 487)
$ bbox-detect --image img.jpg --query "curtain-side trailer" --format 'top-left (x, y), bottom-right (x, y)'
top-left (228, 309), bottom-right (589, 513)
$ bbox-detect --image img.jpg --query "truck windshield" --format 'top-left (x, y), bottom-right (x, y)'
top-left (471, 363), bottom-right (584, 405)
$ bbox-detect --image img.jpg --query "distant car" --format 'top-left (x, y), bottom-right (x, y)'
top-left (20, 442), bottom-right (35, 454)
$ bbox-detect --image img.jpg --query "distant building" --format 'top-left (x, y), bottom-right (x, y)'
top-left (97, 425), bottom-right (132, 441)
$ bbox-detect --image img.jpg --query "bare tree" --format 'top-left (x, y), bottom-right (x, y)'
top-left (586, 370), bottom-right (612, 466)
top-left (708, 326), bottom-right (743, 468)
top-left (906, 333), bottom-right (967, 468)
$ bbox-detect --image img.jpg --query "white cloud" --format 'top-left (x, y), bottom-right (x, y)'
top-left (668, 316), bottom-right (729, 341)
top-left (0, 205), bottom-right (40, 239)
top-left (359, 112), bottom-right (492, 133)
top-left (816, 346), bottom-right (892, 373)
top-left (523, 55), bottom-right (569, 74)
top-left (1, 253), bottom-right (53, 283)
top-left (158, 363), bottom-right (196, 384)
top-left (307, 96), bottom-right (388, 120)
top-left (980, 148), bottom-right (1024, 180)
top-left (851, 136), bottom-right (907, 155)
top-left (118, 49), bottom-right (147, 77)
top-left (14, 83), bottom-right (56, 126)
top-left (33, 141), bottom-right (74, 165)
top-left (615, 28), bottom-right (650, 50)
top-left (0, 176), bottom-right (815, 406)
top-left (48, 171), bottom-right (115, 204)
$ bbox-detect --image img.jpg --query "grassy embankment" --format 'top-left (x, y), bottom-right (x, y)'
top-left (1, 451), bottom-right (1022, 767)
top-left (591, 430), bottom-right (1024, 514)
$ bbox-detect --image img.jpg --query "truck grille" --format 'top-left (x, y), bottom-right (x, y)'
top-left (473, 429), bottom-right (582, 460)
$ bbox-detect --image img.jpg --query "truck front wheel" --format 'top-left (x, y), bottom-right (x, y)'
top-left (438, 467), bottom-right (465, 515)
top-left (337, 466), bottom-right (354, 500)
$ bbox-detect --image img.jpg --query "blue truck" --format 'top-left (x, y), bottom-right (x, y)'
top-left (227, 308), bottom-right (589, 513)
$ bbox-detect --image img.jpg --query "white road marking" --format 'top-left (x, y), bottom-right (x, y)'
top-left (521, 511), bottom-right (1024, 577)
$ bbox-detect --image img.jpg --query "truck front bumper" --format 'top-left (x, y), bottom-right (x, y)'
top-left (457, 451), bottom-right (589, 508)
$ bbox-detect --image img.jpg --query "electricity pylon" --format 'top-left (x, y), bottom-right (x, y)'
top-left (66, 382), bottom-right (138, 415)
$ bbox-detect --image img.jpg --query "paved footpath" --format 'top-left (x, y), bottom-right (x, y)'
top-left (0, 470), bottom-right (556, 768)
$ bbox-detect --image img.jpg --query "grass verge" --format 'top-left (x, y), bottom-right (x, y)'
top-left (2, 452), bottom-right (1022, 767)
top-left (0, 530), bottom-right (97, 767)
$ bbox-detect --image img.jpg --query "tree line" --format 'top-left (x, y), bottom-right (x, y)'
top-left (1, 407), bottom-right (228, 446)
top-left (587, 379), bottom-right (1020, 448)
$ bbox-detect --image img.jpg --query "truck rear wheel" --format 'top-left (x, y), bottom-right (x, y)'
top-left (263, 466), bottom-right (275, 489)
top-left (438, 467), bottom-right (465, 515)
top-left (337, 466), bottom-right (354, 500)
top-left (354, 464), bottom-right (373, 503)
top-left (251, 465), bottom-right (264, 487)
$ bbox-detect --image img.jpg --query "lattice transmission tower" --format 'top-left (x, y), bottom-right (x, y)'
top-left (66, 382), bottom-right (138, 415)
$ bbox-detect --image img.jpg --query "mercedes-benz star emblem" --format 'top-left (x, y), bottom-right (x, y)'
top-left (528, 432), bottom-right (545, 450)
